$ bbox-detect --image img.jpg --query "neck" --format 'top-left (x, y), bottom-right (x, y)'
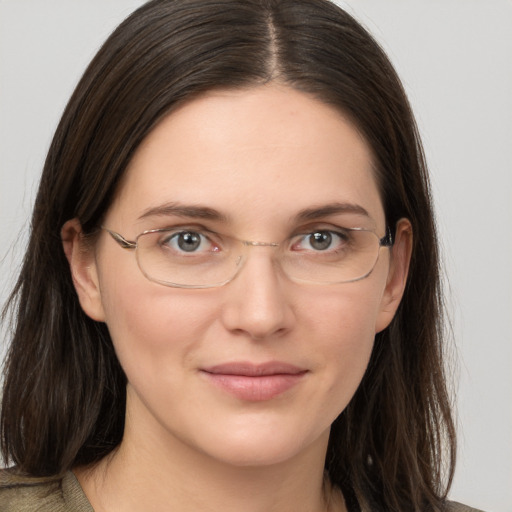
top-left (75, 391), bottom-right (345, 512)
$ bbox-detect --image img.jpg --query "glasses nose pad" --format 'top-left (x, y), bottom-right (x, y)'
top-left (228, 241), bottom-right (283, 284)
top-left (230, 253), bottom-right (245, 280)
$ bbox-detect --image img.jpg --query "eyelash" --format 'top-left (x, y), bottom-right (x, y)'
top-left (155, 224), bottom-right (354, 250)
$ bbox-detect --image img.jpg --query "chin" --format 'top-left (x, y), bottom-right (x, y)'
top-left (186, 419), bottom-right (330, 469)
top-left (203, 441), bottom-right (307, 468)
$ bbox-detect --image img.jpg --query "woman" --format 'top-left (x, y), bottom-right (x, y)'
top-left (0, 1), bottom-right (482, 511)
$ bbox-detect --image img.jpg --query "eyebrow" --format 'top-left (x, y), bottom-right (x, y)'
top-left (138, 201), bottom-right (371, 224)
top-left (138, 202), bottom-right (228, 222)
top-left (295, 202), bottom-right (371, 221)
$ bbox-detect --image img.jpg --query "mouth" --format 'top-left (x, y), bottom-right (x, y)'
top-left (200, 362), bottom-right (308, 401)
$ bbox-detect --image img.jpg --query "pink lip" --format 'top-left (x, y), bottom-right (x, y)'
top-left (200, 362), bottom-right (308, 401)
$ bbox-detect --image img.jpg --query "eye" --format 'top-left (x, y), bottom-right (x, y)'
top-left (292, 229), bottom-right (348, 252)
top-left (309, 231), bottom-right (333, 251)
top-left (160, 230), bottom-right (217, 253)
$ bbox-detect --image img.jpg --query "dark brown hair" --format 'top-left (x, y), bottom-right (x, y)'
top-left (1, 1), bottom-right (456, 510)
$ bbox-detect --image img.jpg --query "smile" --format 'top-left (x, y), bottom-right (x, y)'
top-left (200, 362), bottom-right (308, 401)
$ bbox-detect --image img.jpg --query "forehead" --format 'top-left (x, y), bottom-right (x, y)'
top-left (108, 84), bottom-right (384, 233)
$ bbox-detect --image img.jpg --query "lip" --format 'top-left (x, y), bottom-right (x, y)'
top-left (200, 362), bottom-right (308, 401)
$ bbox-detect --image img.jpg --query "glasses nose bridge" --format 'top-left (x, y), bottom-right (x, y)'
top-left (233, 239), bottom-right (285, 285)
top-left (239, 239), bottom-right (282, 262)
top-left (242, 239), bottom-right (280, 248)
top-left (235, 239), bottom-right (282, 273)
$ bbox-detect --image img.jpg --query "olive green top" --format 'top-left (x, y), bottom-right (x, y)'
top-left (0, 470), bottom-right (93, 512)
top-left (0, 469), bottom-right (484, 512)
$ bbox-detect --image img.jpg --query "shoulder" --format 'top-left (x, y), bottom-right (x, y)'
top-left (445, 501), bottom-right (486, 512)
top-left (0, 469), bottom-right (64, 512)
top-left (0, 469), bottom-right (93, 512)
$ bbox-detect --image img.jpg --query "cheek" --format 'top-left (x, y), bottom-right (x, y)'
top-left (305, 281), bottom-right (383, 350)
top-left (302, 284), bottom-right (383, 407)
top-left (97, 264), bottom-right (218, 384)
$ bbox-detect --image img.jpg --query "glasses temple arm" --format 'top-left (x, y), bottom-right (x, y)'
top-left (102, 227), bottom-right (137, 249)
top-left (379, 226), bottom-right (394, 247)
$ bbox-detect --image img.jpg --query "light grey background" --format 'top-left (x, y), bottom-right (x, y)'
top-left (1, 1), bottom-right (511, 511)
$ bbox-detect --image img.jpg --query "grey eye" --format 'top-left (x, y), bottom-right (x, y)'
top-left (176, 231), bottom-right (202, 252)
top-left (159, 229), bottom-right (220, 255)
top-left (309, 231), bottom-right (332, 251)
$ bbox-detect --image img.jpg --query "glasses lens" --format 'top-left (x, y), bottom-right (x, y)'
top-left (281, 229), bottom-right (381, 284)
top-left (135, 228), bottom-right (382, 288)
top-left (136, 230), bottom-right (238, 288)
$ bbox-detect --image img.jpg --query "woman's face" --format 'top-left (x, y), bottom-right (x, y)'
top-left (69, 84), bottom-right (410, 468)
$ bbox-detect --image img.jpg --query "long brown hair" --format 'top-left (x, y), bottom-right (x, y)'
top-left (1, 1), bottom-right (456, 510)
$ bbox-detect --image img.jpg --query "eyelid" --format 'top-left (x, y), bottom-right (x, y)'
top-left (291, 223), bottom-right (356, 237)
top-left (153, 223), bottom-right (220, 237)
top-left (157, 226), bottom-right (222, 252)
top-left (144, 223), bottom-right (365, 244)
top-left (150, 225), bottom-right (224, 249)
top-left (288, 226), bottom-right (349, 244)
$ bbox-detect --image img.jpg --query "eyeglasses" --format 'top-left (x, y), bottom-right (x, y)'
top-left (102, 225), bottom-right (393, 289)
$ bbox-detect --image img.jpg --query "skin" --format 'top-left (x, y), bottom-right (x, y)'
top-left (63, 83), bottom-right (412, 512)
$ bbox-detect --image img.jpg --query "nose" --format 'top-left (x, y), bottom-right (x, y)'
top-left (219, 248), bottom-right (295, 340)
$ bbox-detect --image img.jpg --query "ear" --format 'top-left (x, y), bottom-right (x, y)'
top-left (61, 219), bottom-right (106, 322)
top-left (375, 218), bottom-right (413, 333)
